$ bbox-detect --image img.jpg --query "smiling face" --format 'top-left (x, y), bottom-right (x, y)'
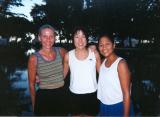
top-left (98, 36), bottom-right (115, 58)
top-left (73, 30), bottom-right (87, 49)
top-left (39, 28), bottom-right (55, 50)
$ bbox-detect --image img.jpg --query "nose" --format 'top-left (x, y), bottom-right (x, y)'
top-left (78, 38), bottom-right (83, 43)
top-left (102, 45), bottom-right (107, 50)
top-left (47, 36), bottom-right (53, 42)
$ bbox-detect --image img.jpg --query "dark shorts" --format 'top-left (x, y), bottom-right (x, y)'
top-left (99, 101), bottom-right (135, 116)
top-left (69, 91), bottom-right (99, 116)
top-left (34, 87), bottom-right (68, 116)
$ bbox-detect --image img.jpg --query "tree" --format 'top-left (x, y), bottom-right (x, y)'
top-left (30, 0), bottom-right (160, 47)
top-left (0, 0), bottom-right (23, 17)
top-left (0, 0), bottom-right (35, 48)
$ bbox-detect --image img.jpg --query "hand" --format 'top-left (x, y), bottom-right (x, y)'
top-left (88, 45), bottom-right (97, 52)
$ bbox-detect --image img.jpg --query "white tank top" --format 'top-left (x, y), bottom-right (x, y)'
top-left (97, 57), bottom-right (123, 105)
top-left (69, 49), bottom-right (97, 94)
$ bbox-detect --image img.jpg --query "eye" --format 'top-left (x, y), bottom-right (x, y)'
top-left (99, 44), bottom-right (103, 47)
top-left (83, 37), bottom-right (86, 40)
top-left (106, 43), bottom-right (111, 46)
top-left (42, 35), bottom-right (47, 39)
top-left (49, 35), bottom-right (54, 39)
top-left (82, 36), bottom-right (86, 38)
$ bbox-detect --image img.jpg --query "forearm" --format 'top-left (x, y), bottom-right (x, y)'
top-left (63, 60), bottom-right (69, 79)
top-left (63, 73), bottom-right (67, 79)
top-left (123, 94), bottom-right (130, 117)
top-left (63, 69), bottom-right (68, 79)
top-left (30, 85), bottom-right (36, 110)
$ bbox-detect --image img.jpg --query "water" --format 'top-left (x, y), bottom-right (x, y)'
top-left (0, 64), bottom-right (33, 115)
top-left (9, 69), bottom-right (33, 115)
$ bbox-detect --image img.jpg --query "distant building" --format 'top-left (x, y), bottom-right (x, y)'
top-left (114, 36), bottom-right (122, 45)
top-left (124, 36), bottom-right (139, 47)
top-left (131, 38), bottom-right (139, 47)
top-left (0, 36), bottom-right (7, 45)
top-left (88, 36), bottom-right (98, 43)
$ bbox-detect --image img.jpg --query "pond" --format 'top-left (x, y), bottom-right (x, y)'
top-left (0, 47), bottom-right (159, 116)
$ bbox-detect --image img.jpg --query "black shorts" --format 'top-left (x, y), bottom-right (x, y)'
top-left (34, 87), bottom-right (68, 116)
top-left (69, 91), bottom-right (99, 116)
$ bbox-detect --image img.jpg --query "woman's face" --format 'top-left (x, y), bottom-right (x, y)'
top-left (74, 30), bottom-right (87, 49)
top-left (98, 37), bottom-right (115, 57)
top-left (39, 28), bottom-right (55, 50)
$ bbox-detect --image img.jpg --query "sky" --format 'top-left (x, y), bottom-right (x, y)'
top-left (9, 0), bottom-right (45, 21)
top-left (9, 0), bottom-right (90, 21)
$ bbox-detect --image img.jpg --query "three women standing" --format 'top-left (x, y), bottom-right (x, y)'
top-left (28, 24), bottom-right (134, 116)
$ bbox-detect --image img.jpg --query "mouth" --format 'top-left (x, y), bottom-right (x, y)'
top-left (102, 50), bottom-right (107, 53)
top-left (102, 50), bottom-right (109, 55)
top-left (78, 44), bottom-right (83, 46)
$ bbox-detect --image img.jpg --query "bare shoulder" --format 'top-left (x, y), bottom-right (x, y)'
top-left (28, 54), bottom-right (37, 67)
top-left (60, 47), bottom-right (67, 52)
top-left (64, 52), bottom-right (69, 59)
top-left (29, 54), bottom-right (37, 63)
top-left (59, 47), bottom-right (67, 58)
top-left (118, 59), bottom-right (130, 72)
top-left (63, 52), bottom-right (69, 64)
top-left (118, 59), bottom-right (128, 67)
top-left (93, 50), bottom-right (100, 58)
top-left (93, 49), bottom-right (99, 54)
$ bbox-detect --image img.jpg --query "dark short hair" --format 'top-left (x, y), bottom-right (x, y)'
top-left (72, 26), bottom-right (88, 41)
top-left (38, 24), bottom-right (55, 35)
top-left (98, 33), bottom-right (114, 44)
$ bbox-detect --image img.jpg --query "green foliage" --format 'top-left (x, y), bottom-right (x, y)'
top-left (30, 0), bottom-right (160, 45)
top-left (1, 0), bottom-right (160, 47)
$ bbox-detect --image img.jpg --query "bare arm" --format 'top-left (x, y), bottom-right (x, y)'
top-left (88, 45), bottom-right (97, 52)
top-left (63, 52), bottom-right (69, 79)
top-left (59, 47), bottom-right (67, 59)
top-left (28, 55), bottom-right (37, 111)
top-left (94, 50), bottom-right (101, 73)
top-left (118, 59), bottom-right (131, 117)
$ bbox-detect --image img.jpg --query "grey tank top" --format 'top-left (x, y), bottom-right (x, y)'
top-left (34, 47), bottom-right (64, 89)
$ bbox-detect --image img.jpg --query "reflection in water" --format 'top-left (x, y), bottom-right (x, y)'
top-left (0, 66), bottom-right (28, 115)
top-left (10, 69), bottom-right (33, 115)
top-left (0, 64), bottom-right (33, 115)
top-left (132, 80), bottom-right (160, 116)
top-left (11, 70), bottom-right (29, 96)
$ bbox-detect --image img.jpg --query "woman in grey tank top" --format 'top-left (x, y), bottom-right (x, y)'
top-left (28, 24), bottom-right (67, 116)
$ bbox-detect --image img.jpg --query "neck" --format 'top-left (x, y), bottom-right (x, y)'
top-left (75, 47), bottom-right (87, 52)
top-left (106, 53), bottom-right (117, 62)
top-left (41, 48), bottom-right (52, 54)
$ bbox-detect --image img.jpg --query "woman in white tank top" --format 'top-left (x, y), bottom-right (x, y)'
top-left (97, 34), bottom-right (134, 116)
top-left (63, 27), bottom-right (101, 116)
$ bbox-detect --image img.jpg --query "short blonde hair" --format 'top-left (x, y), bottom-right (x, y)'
top-left (38, 24), bottom-right (55, 36)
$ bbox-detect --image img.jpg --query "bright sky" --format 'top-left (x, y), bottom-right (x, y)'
top-left (9, 0), bottom-right (46, 21)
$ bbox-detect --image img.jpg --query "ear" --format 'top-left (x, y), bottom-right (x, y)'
top-left (113, 43), bottom-right (116, 49)
top-left (38, 36), bottom-right (41, 42)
